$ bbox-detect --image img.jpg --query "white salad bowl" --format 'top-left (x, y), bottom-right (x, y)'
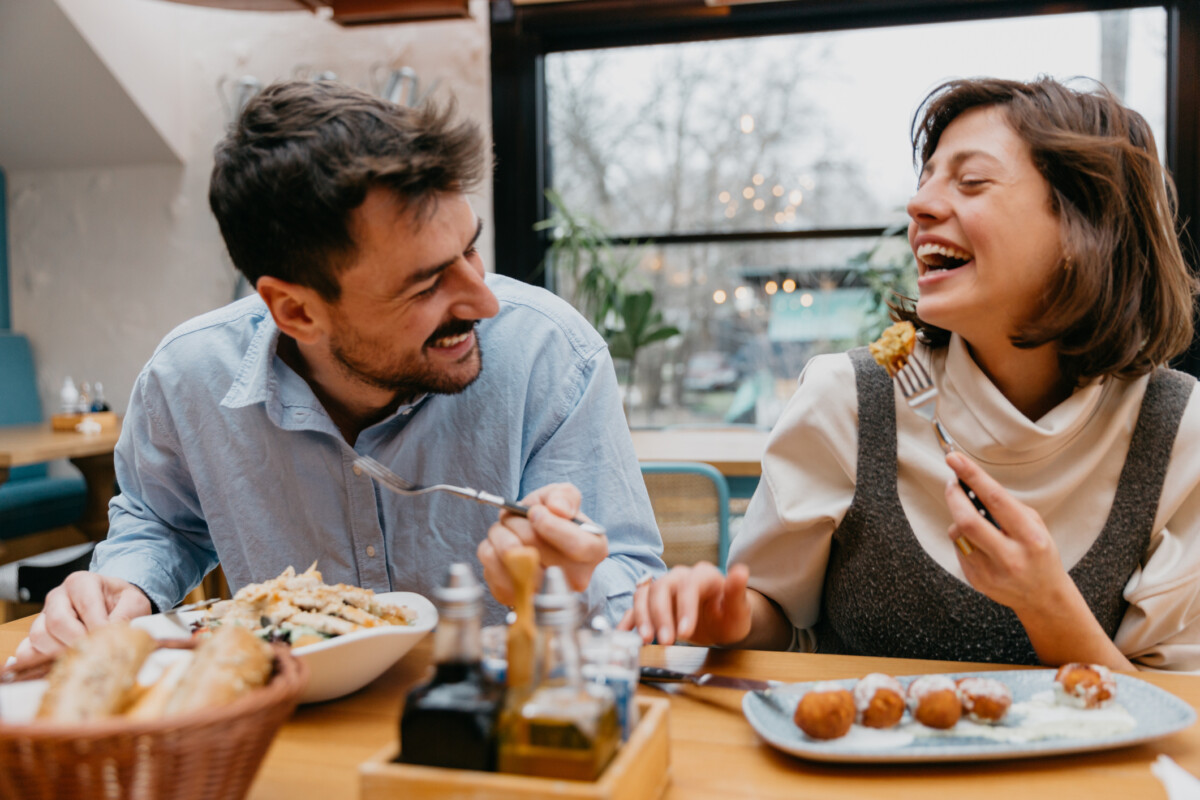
top-left (131, 590), bottom-right (438, 704)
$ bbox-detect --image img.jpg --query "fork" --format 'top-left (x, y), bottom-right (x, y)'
top-left (353, 455), bottom-right (607, 536)
top-left (893, 356), bottom-right (998, 554)
top-left (166, 597), bottom-right (220, 616)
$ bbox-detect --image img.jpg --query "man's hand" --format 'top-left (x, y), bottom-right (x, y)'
top-left (14, 572), bottom-right (151, 664)
top-left (477, 483), bottom-right (607, 606)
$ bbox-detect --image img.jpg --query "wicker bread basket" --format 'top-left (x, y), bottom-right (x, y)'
top-left (0, 640), bottom-right (308, 800)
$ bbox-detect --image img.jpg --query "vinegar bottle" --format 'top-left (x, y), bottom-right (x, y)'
top-left (398, 563), bottom-right (504, 771)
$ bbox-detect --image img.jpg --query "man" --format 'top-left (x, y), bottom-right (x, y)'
top-left (19, 80), bottom-right (663, 660)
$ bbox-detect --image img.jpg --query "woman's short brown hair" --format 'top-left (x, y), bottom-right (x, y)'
top-left (209, 80), bottom-right (487, 301)
top-left (897, 76), bottom-right (1197, 383)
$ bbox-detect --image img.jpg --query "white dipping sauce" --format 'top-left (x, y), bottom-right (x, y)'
top-left (904, 691), bottom-right (1136, 744)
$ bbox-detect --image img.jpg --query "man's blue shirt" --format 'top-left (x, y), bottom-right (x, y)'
top-left (93, 274), bottom-right (665, 624)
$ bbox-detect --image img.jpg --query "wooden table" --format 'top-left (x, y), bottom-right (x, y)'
top-left (631, 428), bottom-right (770, 478)
top-left (0, 422), bottom-right (122, 542)
top-left (3, 615), bottom-right (1195, 799)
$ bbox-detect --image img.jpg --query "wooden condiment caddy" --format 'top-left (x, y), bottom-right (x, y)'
top-left (358, 695), bottom-right (670, 800)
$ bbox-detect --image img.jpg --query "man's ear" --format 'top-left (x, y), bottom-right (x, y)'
top-left (256, 276), bottom-right (329, 345)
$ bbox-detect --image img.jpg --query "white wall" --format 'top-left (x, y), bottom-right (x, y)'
top-left (7, 0), bottom-right (493, 416)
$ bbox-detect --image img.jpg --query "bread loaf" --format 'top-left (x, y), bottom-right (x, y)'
top-left (123, 657), bottom-right (191, 721)
top-left (160, 625), bottom-right (274, 717)
top-left (36, 623), bottom-right (156, 723)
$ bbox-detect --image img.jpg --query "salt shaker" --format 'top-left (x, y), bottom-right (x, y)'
top-left (578, 616), bottom-right (641, 740)
top-left (59, 377), bottom-right (79, 415)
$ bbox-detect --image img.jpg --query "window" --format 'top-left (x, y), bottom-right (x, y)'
top-left (492, 3), bottom-right (1193, 429)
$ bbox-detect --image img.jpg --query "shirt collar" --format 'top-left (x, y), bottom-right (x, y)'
top-left (220, 300), bottom-right (281, 412)
top-left (938, 333), bottom-right (1109, 462)
top-left (220, 303), bottom-right (334, 435)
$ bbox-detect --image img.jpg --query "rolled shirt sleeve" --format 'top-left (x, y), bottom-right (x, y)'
top-left (93, 369), bottom-right (219, 613)
top-left (1117, 529), bottom-right (1200, 672)
top-left (1116, 387), bottom-right (1200, 672)
top-left (514, 326), bottom-right (664, 625)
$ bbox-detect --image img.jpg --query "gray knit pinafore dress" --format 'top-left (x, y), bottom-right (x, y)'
top-left (812, 347), bottom-right (1194, 665)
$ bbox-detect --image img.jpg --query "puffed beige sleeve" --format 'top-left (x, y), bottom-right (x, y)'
top-left (729, 352), bottom-right (859, 644)
top-left (1115, 382), bottom-right (1200, 672)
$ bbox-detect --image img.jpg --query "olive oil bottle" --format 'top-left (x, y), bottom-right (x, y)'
top-left (497, 567), bottom-right (619, 781)
top-left (398, 563), bottom-right (503, 771)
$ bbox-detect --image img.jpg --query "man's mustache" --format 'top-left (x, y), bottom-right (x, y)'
top-left (424, 319), bottom-right (478, 346)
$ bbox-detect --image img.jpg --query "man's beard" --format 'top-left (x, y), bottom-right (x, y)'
top-left (330, 320), bottom-right (484, 398)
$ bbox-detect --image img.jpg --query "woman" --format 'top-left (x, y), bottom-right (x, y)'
top-left (621, 76), bottom-right (1200, 671)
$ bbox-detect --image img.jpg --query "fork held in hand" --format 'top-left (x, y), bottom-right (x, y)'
top-left (353, 456), bottom-right (607, 536)
top-left (894, 357), bottom-right (999, 553)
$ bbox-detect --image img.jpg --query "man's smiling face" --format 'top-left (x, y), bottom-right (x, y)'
top-left (323, 188), bottom-right (500, 398)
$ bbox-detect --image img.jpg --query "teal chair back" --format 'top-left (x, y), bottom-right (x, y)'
top-left (0, 332), bottom-right (87, 541)
top-left (0, 332), bottom-right (48, 482)
top-left (639, 461), bottom-right (731, 570)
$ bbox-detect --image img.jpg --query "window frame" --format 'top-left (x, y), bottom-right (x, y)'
top-left (489, 0), bottom-right (1200, 373)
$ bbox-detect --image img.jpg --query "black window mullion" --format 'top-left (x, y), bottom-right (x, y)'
top-left (490, 4), bottom-right (549, 284)
top-left (603, 227), bottom-right (892, 248)
top-left (1167, 1), bottom-right (1200, 376)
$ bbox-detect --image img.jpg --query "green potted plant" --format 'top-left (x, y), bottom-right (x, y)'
top-left (604, 289), bottom-right (680, 413)
top-left (535, 189), bottom-right (630, 329)
top-left (536, 190), bottom-right (679, 413)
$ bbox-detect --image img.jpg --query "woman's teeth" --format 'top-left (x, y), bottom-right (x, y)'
top-left (431, 331), bottom-right (471, 348)
top-left (916, 242), bottom-right (973, 271)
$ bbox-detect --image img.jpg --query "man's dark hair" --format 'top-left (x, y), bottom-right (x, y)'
top-left (209, 80), bottom-right (487, 300)
top-left (896, 76), bottom-right (1196, 384)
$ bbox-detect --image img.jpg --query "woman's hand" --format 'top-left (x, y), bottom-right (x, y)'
top-left (617, 562), bottom-right (754, 646)
top-left (944, 451), bottom-right (1073, 612)
top-left (945, 451), bottom-right (1134, 671)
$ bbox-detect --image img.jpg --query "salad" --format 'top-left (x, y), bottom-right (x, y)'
top-left (195, 563), bottom-right (417, 647)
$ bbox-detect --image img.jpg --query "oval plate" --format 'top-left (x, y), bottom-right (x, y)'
top-left (742, 669), bottom-right (1196, 763)
top-left (132, 590), bottom-right (437, 704)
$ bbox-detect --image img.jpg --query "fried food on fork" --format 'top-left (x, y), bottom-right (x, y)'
top-left (870, 320), bottom-right (917, 377)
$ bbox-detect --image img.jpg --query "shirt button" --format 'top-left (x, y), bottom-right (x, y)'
top-left (353, 465), bottom-right (362, 476)
top-left (367, 545), bottom-right (376, 558)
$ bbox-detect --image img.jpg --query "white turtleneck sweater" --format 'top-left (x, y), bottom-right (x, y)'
top-left (731, 335), bottom-right (1200, 671)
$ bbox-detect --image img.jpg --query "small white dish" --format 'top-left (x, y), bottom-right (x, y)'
top-left (131, 591), bottom-right (437, 704)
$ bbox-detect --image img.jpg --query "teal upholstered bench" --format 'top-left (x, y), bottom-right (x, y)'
top-left (0, 332), bottom-right (87, 541)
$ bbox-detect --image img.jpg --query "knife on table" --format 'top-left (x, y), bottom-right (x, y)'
top-left (640, 666), bottom-right (783, 692)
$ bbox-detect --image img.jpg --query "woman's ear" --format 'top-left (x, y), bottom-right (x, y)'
top-left (256, 276), bottom-right (329, 345)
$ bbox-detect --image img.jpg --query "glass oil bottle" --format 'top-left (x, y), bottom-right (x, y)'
top-left (398, 563), bottom-right (504, 771)
top-left (497, 567), bottom-right (620, 781)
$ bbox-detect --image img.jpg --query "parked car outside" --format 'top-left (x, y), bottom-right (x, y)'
top-left (683, 351), bottom-right (739, 392)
